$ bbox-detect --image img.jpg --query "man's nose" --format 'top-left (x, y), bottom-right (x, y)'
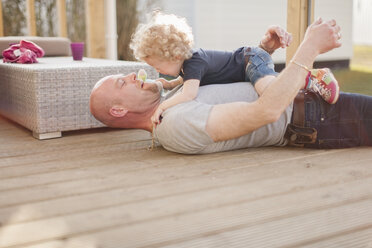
top-left (127, 72), bottom-right (137, 83)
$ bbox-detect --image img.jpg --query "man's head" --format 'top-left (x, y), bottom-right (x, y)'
top-left (89, 72), bottom-right (161, 130)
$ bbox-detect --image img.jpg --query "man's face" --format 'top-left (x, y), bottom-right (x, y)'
top-left (144, 56), bottom-right (182, 77)
top-left (95, 72), bottom-right (161, 112)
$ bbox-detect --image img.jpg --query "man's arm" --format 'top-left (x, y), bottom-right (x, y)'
top-left (253, 75), bottom-right (276, 96)
top-left (206, 18), bottom-right (342, 142)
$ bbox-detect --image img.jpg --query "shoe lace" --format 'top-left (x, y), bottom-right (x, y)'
top-left (313, 80), bottom-right (331, 100)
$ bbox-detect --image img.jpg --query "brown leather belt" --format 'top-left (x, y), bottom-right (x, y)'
top-left (285, 90), bottom-right (317, 146)
top-left (292, 90), bottom-right (306, 127)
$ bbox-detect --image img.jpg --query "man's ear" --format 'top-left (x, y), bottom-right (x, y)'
top-left (109, 106), bottom-right (128, 117)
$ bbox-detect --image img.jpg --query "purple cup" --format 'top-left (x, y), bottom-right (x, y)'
top-left (70, 42), bottom-right (84, 61)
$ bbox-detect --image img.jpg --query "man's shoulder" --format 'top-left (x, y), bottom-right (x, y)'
top-left (155, 101), bottom-right (214, 154)
top-left (161, 100), bottom-right (212, 124)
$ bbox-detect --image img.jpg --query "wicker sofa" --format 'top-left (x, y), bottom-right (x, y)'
top-left (0, 36), bottom-right (157, 139)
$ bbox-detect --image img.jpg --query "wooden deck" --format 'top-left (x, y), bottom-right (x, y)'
top-left (0, 115), bottom-right (372, 248)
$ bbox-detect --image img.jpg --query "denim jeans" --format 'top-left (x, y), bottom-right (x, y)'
top-left (303, 91), bottom-right (372, 148)
top-left (244, 47), bottom-right (278, 85)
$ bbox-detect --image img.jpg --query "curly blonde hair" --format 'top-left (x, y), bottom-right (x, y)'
top-left (130, 12), bottom-right (194, 62)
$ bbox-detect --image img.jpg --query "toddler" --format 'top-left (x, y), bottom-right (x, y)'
top-left (130, 12), bottom-right (339, 126)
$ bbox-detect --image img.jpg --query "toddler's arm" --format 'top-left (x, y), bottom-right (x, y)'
top-left (151, 79), bottom-right (200, 125)
top-left (157, 76), bottom-right (184, 90)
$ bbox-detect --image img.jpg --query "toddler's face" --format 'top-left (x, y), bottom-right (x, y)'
top-left (144, 56), bottom-right (183, 77)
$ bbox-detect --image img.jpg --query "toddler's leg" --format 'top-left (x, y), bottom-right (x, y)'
top-left (244, 47), bottom-right (278, 95)
top-left (244, 47), bottom-right (278, 85)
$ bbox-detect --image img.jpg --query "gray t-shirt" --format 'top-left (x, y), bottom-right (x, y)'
top-left (154, 82), bottom-right (292, 154)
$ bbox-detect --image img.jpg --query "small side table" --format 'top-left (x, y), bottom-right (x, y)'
top-left (0, 57), bottom-right (158, 139)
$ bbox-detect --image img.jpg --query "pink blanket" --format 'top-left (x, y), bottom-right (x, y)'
top-left (2, 40), bottom-right (45, 63)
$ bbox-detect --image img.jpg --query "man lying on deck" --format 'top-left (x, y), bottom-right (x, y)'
top-left (90, 18), bottom-right (372, 154)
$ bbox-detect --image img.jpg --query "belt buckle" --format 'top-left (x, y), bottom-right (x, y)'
top-left (285, 124), bottom-right (317, 147)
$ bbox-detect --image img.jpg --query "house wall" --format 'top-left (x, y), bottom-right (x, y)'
top-left (154, 0), bottom-right (353, 64)
top-left (314, 0), bottom-right (353, 62)
top-left (353, 0), bottom-right (372, 46)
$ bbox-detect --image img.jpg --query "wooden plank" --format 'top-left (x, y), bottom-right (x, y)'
top-left (0, 145), bottom-right (326, 181)
top-left (1, 103), bottom-right (372, 247)
top-left (20, 228), bottom-right (372, 248)
top-left (300, 227), bottom-right (372, 248)
top-left (0, 1), bottom-right (3, 36)
top-left (0, 148), bottom-right (351, 207)
top-left (153, 201), bottom-right (372, 248)
top-left (85, 0), bottom-right (106, 58)
top-left (4, 180), bottom-right (372, 247)
top-left (286, 0), bottom-right (314, 64)
top-left (56, 0), bottom-right (68, 37)
top-left (0, 129), bottom-right (152, 168)
top-left (0, 148), bottom-right (371, 217)
top-left (26, 0), bottom-right (37, 36)
top-left (0, 161), bottom-right (371, 225)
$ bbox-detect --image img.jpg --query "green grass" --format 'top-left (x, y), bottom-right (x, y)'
top-left (334, 69), bottom-right (372, 95)
top-left (332, 45), bottom-right (372, 96)
top-left (352, 45), bottom-right (372, 68)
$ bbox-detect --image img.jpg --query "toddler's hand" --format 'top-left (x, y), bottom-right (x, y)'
top-left (260, 25), bottom-right (292, 54)
top-left (156, 78), bottom-right (172, 90)
top-left (151, 107), bottom-right (164, 126)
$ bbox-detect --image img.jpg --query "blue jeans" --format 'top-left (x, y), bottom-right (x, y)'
top-left (303, 91), bottom-right (372, 148)
top-left (244, 47), bottom-right (278, 84)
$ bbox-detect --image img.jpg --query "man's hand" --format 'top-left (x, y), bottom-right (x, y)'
top-left (302, 18), bottom-right (342, 56)
top-left (259, 25), bottom-right (292, 54)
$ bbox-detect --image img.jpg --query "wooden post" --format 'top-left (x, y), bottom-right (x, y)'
top-left (26, 0), bottom-right (37, 36)
top-left (105, 0), bottom-right (118, 60)
top-left (0, 1), bottom-right (4, 36)
top-left (0, 1), bottom-right (3, 36)
top-left (85, 0), bottom-right (106, 58)
top-left (57, 0), bottom-right (68, 37)
top-left (286, 0), bottom-right (314, 64)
